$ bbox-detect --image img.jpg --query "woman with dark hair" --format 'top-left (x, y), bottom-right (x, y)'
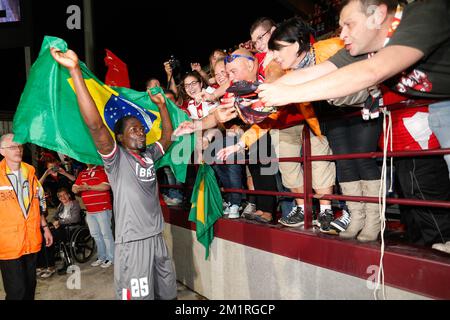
top-left (268, 16), bottom-right (383, 240)
top-left (53, 187), bottom-right (81, 228)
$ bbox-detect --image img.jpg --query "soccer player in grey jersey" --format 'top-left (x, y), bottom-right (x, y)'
top-left (51, 48), bottom-right (177, 300)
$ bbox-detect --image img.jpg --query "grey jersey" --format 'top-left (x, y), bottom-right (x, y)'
top-left (101, 142), bottom-right (165, 244)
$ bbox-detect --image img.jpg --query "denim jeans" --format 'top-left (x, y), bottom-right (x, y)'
top-left (429, 100), bottom-right (450, 179)
top-left (86, 210), bottom-right (115, 262)
top-left (326, 116), bottom-right (382, 182)
top-left (213, 164), bottom-right (243, 206)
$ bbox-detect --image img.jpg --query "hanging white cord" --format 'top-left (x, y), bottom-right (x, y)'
top-left (389, 112), bottom-right (394, 194)
top-left (374, 108), bottom-right (391, 300)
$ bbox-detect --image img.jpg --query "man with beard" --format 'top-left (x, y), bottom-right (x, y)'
top-left (50, 48), bottom-right (177, 300)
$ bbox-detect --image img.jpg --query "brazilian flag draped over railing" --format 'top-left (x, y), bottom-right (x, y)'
top-left (189, 164), bottom-right (223, 259)
top-left (13, 36), bottom-right (193, 182)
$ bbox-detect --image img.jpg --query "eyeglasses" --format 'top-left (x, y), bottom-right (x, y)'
top-left (0, 144), bottom-right (23, 151)
top-left (224, 54), bottom-right (255, 65)
top-left (184, 80), bottom-right (200, 89)
top-left (252, 29), bottom-right (271, 45)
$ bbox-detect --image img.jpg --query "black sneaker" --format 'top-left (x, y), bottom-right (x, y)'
top-left (317, 209), bottom-right (334, 231)
top-left (330, 209), bottom-right (351, 232)
top-left (278, 206), bottom-right (304, 227)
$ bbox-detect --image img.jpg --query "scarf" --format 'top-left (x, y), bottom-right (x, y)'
top-left (364, 5), bottom-right (404, 120)
top-left (295, 46), bottom-right (316, 70)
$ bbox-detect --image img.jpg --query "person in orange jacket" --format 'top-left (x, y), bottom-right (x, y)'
top-left (0, 133), bottom-right (53, 300)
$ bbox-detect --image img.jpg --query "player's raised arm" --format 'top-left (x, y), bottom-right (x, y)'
top-left (50, 47), bottom-right (115, 155)
top-left (148, 90), bottom-right (173, 151)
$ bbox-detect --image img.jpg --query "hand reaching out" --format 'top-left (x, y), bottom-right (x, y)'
top-left (194, 89), bottom-right (217, 104)
top-left (227, 125), bottom-right (244, 137)
top-left (216, 144), bottom-right (242, 162)
top-left (257, 82), bottom-right (295, 107)
top-left (214, 98), bottom-right (237, 123)
top-left (173, 121), bottom-right (195, 136)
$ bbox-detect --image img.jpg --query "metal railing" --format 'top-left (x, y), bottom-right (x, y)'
top-left (161, 99), bottom-right (450, 230)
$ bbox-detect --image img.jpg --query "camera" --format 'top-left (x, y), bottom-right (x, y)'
top-left (168, 55), bottom-right (181, 70)
top-left (51, 166), bottom-right (60, 173)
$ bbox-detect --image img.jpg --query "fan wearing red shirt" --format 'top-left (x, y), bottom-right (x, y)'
top-left (72, 165), bottom-right (115, 268)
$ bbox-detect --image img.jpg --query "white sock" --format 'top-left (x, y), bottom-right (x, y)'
top-left (320, 205), bottom-right (332, 212)
top-left (297, 204), bottom-right (305, 211)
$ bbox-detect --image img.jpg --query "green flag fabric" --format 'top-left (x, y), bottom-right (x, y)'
top-left (189, 164), bottom-right (223, 259)
top-left (13, 36), bottom-right (193, 182)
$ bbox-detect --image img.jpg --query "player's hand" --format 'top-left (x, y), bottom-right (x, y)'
top-left (50, 47), bottom-right (79, 70)
top-left (148, 91), bottom-right (166, 106)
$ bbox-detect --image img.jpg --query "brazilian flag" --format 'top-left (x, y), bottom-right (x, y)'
top-left (13, 36), bottom-right (193, 182)
top-left (189, 164), bottom-right (223, 259)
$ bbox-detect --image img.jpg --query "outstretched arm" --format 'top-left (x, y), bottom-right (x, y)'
top-left (274, 60), bottom-right (338, 86)
top-left (173, 101), bottom-right (237, 136)
top-left (50, 48), bottom-right (115, 155)
top-left (259, 45), bottom-right (423, 106)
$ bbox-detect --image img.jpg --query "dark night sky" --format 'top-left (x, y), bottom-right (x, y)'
top-left (91, 1), bottom-right (294, 89)
top-left (0, 0), bottom-right (296, 114)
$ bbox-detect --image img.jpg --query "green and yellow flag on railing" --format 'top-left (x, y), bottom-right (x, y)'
top-left (189, 164), bottom-right (223, 259)
top-left (13, 36), bottom-right (193, 182)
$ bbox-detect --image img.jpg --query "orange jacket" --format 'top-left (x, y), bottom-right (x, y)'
top-left (241, 37), bottom-right (344, 148)
top-left (0, 160), bottom-right (42, 260)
